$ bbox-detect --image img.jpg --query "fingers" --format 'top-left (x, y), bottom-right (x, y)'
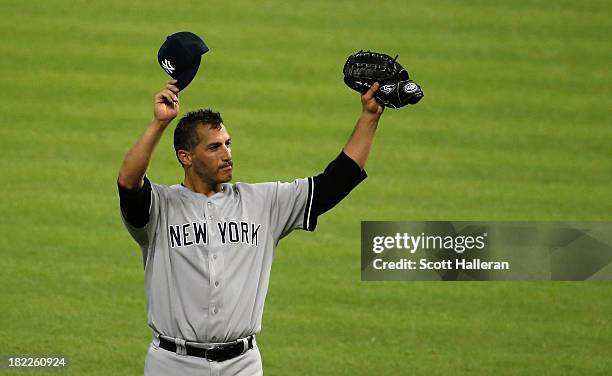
top-left (157, 89), bottom-right (178, 103)
top-left (363, 82), bottom-right (380, 100)
top-left (161, 91), bottom-right (176, 104)
top-left (166, 80), bottom-right (179, 102)
top-left (156, 80), bottom-right (179, 104)
top-left (156, 89), bottom-right (179, 108)
top-left (165, 80), bottom-right (179, 94)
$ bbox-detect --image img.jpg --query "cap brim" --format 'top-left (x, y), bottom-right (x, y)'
top-left (175, 55), bottom-right (202, 91)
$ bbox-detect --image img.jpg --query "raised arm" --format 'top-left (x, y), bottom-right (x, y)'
top-left (302, 84), bottom-right (384, 226)
top-left (117, 80), bottom-right (180, 190)
top-left (342, 82), bottom-right (384, 170)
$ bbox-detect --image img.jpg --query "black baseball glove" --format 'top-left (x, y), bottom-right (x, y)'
top-left (343, 50), bottom-right (424, 108)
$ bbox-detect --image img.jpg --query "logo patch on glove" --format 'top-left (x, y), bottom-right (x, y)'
top-left (403, 82), bottom-right (418, 93)
top-left (380, 84), bottom-right (396, 94)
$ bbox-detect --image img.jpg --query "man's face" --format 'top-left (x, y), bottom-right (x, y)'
top-left (189, 123), bottom-right (233, 185)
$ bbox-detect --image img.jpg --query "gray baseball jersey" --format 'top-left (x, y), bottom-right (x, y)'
top-left (121, 177), bottom-right (315, 343)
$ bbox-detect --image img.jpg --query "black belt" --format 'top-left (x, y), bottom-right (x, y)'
top-left (158, 335), bottom-right (254, 362)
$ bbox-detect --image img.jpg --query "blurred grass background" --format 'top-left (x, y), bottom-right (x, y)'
top-left (0, 0), bottom-right (611, 374)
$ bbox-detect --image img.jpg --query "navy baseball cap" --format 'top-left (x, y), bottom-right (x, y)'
top-left (157, 32), bottom-right (209, 91)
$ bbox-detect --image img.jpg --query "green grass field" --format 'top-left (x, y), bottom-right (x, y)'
top-left (1, 0), bottom-right (611, 374)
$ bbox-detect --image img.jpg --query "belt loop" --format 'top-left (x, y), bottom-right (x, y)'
top-left (174, 338), bottom-right (187, 356)
top-left (240, 338), bottom-right (247, 355)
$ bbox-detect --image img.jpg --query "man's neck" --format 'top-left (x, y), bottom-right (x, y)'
top-left (183, 175), bottom-right (222, 197)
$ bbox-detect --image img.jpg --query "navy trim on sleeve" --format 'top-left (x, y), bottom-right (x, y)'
top-left (309, 151), bottom-right (367, 227)
top-left (118, 176), bottom-right (152, 228)
top-left (303, 176), bottom-right (316, 231)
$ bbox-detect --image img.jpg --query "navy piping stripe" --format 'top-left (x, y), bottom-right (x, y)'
top-left (303, 177), bottom-right (314, 230)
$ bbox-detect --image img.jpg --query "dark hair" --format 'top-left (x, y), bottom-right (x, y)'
top-left (173, 109), bottom-right (224, 166)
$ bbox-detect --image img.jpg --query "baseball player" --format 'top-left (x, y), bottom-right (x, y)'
top-left (117, 79), bottom-right (384, 375)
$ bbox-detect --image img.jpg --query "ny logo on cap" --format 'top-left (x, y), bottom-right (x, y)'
top-left (161, 59), bottom-right (175, 74)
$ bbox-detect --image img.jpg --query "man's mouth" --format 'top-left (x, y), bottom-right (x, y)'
top-left (220, 162), bottom-right (233, 171)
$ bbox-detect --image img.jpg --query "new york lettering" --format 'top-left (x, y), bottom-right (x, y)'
top-left (217, 221), bottom-right (261, 246)
top-left (168, 222), bottom-right (207, 247)
top-left (167, 220), bottom-right (261, 248)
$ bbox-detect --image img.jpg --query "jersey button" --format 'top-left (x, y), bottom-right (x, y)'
top-left (214, 307), bottom-right (219, 314)
top-left (212, 254), bottom-right (218, 260)
top-left (214, 281), bottom-right (220, 287)
top-left (208, 216), bottom-right (213, 220)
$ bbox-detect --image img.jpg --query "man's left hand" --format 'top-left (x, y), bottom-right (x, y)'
top-left (361, 82), bottom-right (385, 118)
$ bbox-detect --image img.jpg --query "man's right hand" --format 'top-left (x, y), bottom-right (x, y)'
top-left (154, 80), bottom-right (180, 125)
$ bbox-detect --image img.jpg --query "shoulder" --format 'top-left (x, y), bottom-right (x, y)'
top-left (233, 178), bottom-right (311, 199)
top-left (231, 181), bottom-right (272, 196)
top-left (224, 182), bottom-right (282, 202)
top-left (233, 179), bottom-right (303, 192)
top-left (148, 181), bottom-right (173, 194)
top-left (147, 181), bottom-right (188, 202)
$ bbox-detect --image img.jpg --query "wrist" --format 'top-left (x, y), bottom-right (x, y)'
top-left (360, 111), bottom-right (381, 123)
top-left (151, 118), bottom-right (172, 129)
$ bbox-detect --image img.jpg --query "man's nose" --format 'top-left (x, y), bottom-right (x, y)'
top-left (222, 145), bottom-right (232, 160)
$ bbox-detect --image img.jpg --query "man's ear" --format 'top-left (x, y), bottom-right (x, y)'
top-left (177, 150), bottom-right (192, 167)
